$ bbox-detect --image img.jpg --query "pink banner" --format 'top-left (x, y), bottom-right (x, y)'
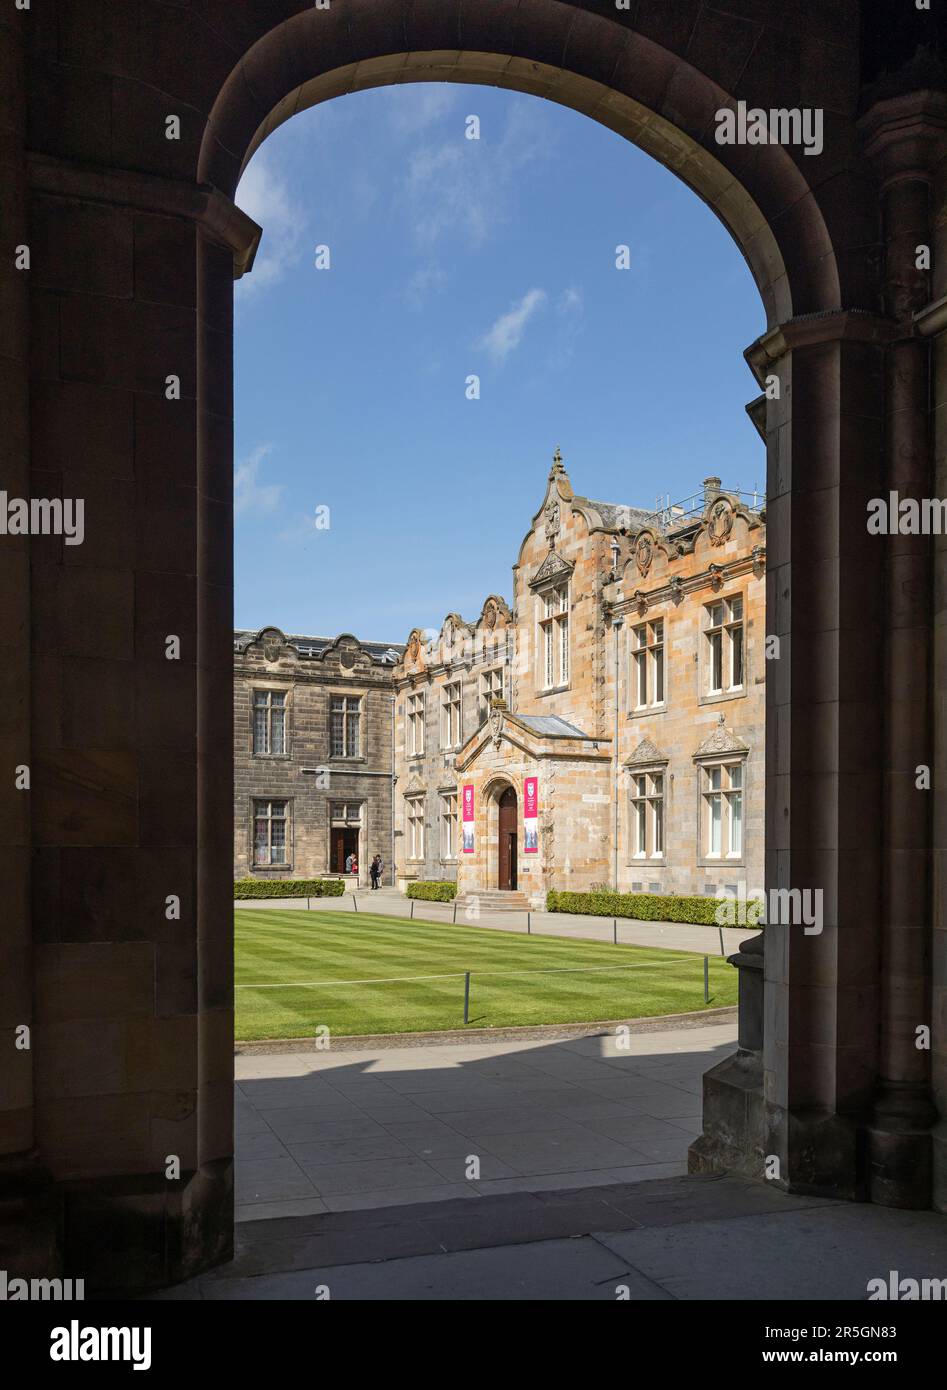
top-left (462, 783), bottom-right (475, 854)
top-left (524, 776), bottom-right (538, 853)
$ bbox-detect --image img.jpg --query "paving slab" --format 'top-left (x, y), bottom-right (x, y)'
top-left (158, 1172), bottom-right (947, 1301)
top-left (593, 1201), bottom-right (947, 1301)
top-left (233, 1020), bottom-right (737, 1221)
top-left (194, 1235), bottom-right (660, 1302)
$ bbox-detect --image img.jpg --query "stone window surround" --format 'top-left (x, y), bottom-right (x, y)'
top-left (248, 794), bottom-right (294, 873)
top-left (441, 679), bottom-right (463, 751)
top-left (535, 578), bottom-right (571, 693)
top-left (699, 589), bottom-right (746, 705)
top-left (439, 788), bottom-right (459, 860)
top-left (694, 752), bottom-right (748, 870)
top-left (630, 616), bottom-right (667, 715)
top-left (329, 688), bottom-right (363, 759)
top-left (249, 680), bottom-right (293, 759)
top-left (478, 665), bottom-right (505, 719)
top-left (405, 793), bottom-right (426, 860)
top-left (625, 760), bottom-right (668, 867)
top-left (406, 688), bottom-right (425, 758)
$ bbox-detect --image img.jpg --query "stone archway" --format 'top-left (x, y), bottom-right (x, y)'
top-left (4, 0), bottom-right (946, 1291)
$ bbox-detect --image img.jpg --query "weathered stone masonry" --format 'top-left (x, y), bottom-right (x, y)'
top-left (233, 629), bottom-right (403, 887)
top-left (4, 0), bottom-right (945, 1294)
top-left (393, 455), bottom-right (766, 912)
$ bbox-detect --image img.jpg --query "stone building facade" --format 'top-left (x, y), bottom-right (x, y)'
top-left (392, 452), bottom-right (766, 909)
top-left (233, 628), bottom-right (404, 886)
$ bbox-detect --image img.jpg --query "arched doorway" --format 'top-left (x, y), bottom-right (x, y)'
top-left (498, 787), bottom-right (518, 892)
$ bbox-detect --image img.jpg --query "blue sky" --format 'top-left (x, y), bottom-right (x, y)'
top-left (233, 82), bottom-right (765, 644)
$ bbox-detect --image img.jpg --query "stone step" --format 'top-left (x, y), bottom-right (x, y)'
top-left (454, 891), bottom-right (531, 911)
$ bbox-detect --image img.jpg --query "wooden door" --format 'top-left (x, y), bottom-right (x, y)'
top-left (498, 787), bottom-right (517, 890)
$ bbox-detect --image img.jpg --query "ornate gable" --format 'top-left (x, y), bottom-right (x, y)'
top-left (624, 737), bottom-right (669, 768)
top-left (694, 716), bottom-right (750, 759)
top-left (530, 549), bottom-right (574, 589)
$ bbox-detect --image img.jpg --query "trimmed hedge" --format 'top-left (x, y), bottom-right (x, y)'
top-left (406, 880), bottom-right (457, 902)
top-left (546, 888), bottom-right (763, 927)
top-left (234, 878), bottom-right (346, 900)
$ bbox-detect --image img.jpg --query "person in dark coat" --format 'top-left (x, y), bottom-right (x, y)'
top-left (370, 854), bottom-right (383, 889)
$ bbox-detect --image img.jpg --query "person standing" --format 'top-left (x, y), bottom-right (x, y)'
top-left (345, 851), bottom-right (354, 875)
top-left (370, 854), bottom-right (382, 889)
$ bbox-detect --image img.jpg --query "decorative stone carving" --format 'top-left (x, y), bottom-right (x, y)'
top-left (544, 499), bottom-right (561, 542)
top-left (624, 736), bottom-right (669, 768)
top-left (708, 498), bottom-right (734, 546)
top-left (694, 715), bottom-right (749, 759)
top-left (635, 532), bottom-right (654, 576)
top-left (531, 549), bottom-right (573, 588)
top-left (488, 696), bottom-right (506, 747)
top-left (484, 603), bottom-right (497, 629)
top-left (708, 563), bottom-right (724, 591)
top-left (406, 634), bottom-right (420, 662)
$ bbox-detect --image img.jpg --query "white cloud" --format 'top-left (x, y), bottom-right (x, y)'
top-left (234, 151), bottom-right (306, 295)
top-left (548, 286), bottom-right (585, 368)
top-left (402, 98), bottom-right (552, 250)
top-left (476, 288), bottom-right (547, 364)
top-left (390, 85), bottom-right (459, 136)
top-left (404, 261), bottom-right (448, 309)
top-left (234, 445), bottom-right (284, 515)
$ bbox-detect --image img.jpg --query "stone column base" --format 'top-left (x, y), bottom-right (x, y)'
top-left (867, 1082), bottom-right (936, 1209)
top-left (1, 1158), bottom-right (233, 1295)
top-left (688, 1048), bottom-right (765, 1181)
top-left (932, 1121), bottom-right (947, 1214)
top-left (0, 1153), bottom-right (61, 1280)
top-left (766, 1105), bottom-right (864, 1201)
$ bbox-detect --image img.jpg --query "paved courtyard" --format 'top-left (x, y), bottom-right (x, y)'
top-left (235, 1020), bottom-right (734, 1221)
top-left (143, 1017), bottom-right (947, 1301)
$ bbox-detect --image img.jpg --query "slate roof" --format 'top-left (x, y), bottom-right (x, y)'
top-left (515, 713), bottom-right (589, 738)
top-left (584, 499), bottom-right (653, 531)
top-left (234, 629), bottom-right (406, 664)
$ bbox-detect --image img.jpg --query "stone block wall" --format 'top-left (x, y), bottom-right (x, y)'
top-left (233, 629), bottom-right (400, 887)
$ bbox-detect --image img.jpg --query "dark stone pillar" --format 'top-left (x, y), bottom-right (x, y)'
top-left (0, 8), bottom-right (60, 1280)
top-left (919, 111), bottom-right (947, 1214)
top-left (0, 144), bottom-right (258, 1290)
top-left (861, 92), bottom-right (947, 1208)
top-left (695, 313), bottom-right (891, 1199)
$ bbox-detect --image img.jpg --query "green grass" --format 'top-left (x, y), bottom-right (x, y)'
top-left (234, 908), bottom-right (737, 1040)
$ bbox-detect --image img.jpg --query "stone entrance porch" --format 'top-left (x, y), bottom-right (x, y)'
top-left (453, 701), bottom-right (613, 909)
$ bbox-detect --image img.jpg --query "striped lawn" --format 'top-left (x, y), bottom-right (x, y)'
top-left (235, 908), bottom-right (737, 1040)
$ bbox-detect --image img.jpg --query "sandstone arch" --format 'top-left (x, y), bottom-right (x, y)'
top-left (4, 1), bottom-right (945, 1291)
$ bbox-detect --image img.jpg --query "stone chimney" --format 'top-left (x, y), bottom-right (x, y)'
top-left (703, 476), bottom-right (722, 503)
